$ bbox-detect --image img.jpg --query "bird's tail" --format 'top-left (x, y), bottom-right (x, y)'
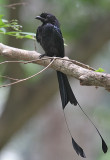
top-left (57, 71), bottom-right (78, 109)
top-left (56, 71), bottom-right (108, 157)
top-left (57, 71), bottom-right (86, 157)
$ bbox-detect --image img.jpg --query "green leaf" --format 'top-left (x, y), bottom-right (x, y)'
top-left (19, 32), bottom-right (36, 39)
top-left (19, 32), bottom-right (36, 36)
top-left (95, 68), bottom-right (105, 72)
top-left (0, 15), bottom-right (6, 28)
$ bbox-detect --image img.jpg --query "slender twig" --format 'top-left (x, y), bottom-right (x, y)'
top-left (23, 57), bottom-right (95, 71)
top-left (0, 75), bottom-right (19, 81)
top-left (1, 2), bottom-right (27, 9)
top-left (0, 60), bottom-right (26, 65)
top-left (70, 59), bottom-right (95, 71)
top-left (0, 58), bottom-right (56, 88)
top-left (0, 57), bottom-right (95, 71)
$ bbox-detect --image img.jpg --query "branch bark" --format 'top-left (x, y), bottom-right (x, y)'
top-left (0, 42), bottom-right (110, 91)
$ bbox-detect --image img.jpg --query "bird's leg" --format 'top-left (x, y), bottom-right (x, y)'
top-left (34, 40), bottom-right (37, 51)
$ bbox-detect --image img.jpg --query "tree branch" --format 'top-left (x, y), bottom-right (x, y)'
top-left (0, 43), bottom-right (110, 91)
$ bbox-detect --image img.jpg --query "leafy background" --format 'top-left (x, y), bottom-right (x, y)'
top-left (0, 0), bottom-right (110, 160)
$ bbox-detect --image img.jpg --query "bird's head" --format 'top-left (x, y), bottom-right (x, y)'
top-left (35, 13), bottom-right (60, 27)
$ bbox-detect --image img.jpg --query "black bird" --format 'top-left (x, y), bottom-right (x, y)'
top-left (35, 13), bottom-right (108, 157)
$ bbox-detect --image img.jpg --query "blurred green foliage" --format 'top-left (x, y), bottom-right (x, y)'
top-left (0, 15), bottom-right (35, 40)
top-left (49, 0), bottom-right (110, 40)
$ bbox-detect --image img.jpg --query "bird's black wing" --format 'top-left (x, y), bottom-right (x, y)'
top-left (36, 26), bottom-right (43, 43)
top-left (41, 23), bottom-right (64, 57)
top-left (52, 25), bottom-right (65, 57)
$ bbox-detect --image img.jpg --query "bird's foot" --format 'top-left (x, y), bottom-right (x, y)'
top-left (39, 54), bottom-right (46, 59)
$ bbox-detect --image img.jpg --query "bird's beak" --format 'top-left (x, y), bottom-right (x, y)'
top-left (35, 16), bottom-right (44, 21)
